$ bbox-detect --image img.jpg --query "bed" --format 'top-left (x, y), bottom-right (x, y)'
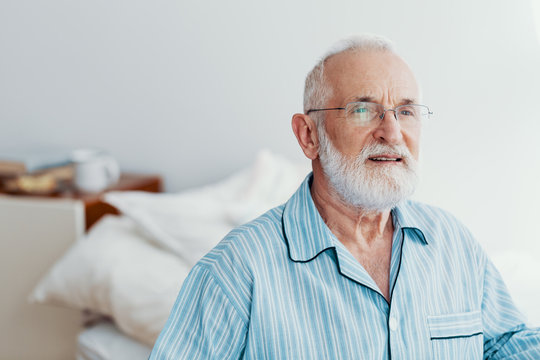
top-left (29, 150), bottom-right (311, 357)
top-left (76, 322), bottom-right (151, 360)
top-left (29, 150), bottom-right (540, 358)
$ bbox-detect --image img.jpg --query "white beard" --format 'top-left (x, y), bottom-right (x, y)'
top-left (317, 125), bottom-right (419, 212)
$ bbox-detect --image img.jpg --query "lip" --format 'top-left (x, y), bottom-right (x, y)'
top-left (367, 153), bottom-right (403, 162)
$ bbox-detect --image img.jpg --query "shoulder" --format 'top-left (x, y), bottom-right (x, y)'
top-left (398, 199), bottom-right (473, 235)
top-left (183, 205), bottom-right (286, 314)
top-left (397, 200), bottom-right (483, 254)
top-left (195, 204), bottom-right (286, 277)
top-left (398, 199), bottom-right (463, 224)
top-left (210, 204), bottom-right (285, 256)
top-left (399, 199), bottom-right (489, 279)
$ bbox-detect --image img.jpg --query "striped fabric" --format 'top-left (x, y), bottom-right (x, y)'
top-left (150, 174), bottom-right (540, 359)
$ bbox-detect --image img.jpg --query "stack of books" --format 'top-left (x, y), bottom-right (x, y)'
top-left (0, 149), bottom-right (74, 195)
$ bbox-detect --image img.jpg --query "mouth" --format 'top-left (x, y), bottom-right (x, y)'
top-left (368, 155), bottom-right (403, 163)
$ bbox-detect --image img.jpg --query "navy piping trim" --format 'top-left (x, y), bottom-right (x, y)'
top-left (282, 215), bottom-right (385, 297)
top-left (402, 226), bottom-right (428, 244)
top-left (387, 228), bottom-right (406, 360)
top-left (282, 213), bottom-right (334, 263)
top-left (430, 332), bottom-right (483, 340)
top-left (334, 255), bottom-right (384, 298)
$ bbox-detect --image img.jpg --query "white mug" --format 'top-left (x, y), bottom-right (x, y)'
top-left (71, 149), bottom-right (120, 193)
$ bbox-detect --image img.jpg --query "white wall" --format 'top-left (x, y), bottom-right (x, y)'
top-left (1, 0), bottom-right (539, 317)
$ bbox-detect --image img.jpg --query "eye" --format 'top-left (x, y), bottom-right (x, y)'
top-left (398, 105), bottom-right (417, 117)
top-left (346, 102), bottom-right (381, 125)
top-left (353, 107), bottom-right (368, 114)
top-left (348, 103), bottom-right (374, 116)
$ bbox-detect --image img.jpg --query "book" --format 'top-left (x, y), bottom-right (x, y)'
top-left (0, 149), bottom-right (72, 176)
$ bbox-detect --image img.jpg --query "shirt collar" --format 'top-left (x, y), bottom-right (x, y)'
top-left (282, 173), bottom-right (429, 262)
top-left (391, 201), bottom-right (429, 245)
top-left (282, 174), bottom-right (336, 262)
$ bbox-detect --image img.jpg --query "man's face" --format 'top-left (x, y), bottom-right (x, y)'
top-left (321, 50), bottom-right (421, 160)
top-left (315, 50), bottom-right (422, 210)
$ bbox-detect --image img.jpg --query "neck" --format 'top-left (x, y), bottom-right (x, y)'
top-left (310, 167), bottom-right (393, 248)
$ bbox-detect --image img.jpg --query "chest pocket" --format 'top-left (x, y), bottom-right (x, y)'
top-left (427, 310), bottom-right (483, 359)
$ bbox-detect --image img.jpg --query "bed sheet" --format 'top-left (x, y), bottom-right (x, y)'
top-left (76, 322), bottom-right (152, 360)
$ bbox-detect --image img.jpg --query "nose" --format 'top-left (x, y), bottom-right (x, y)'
top-left (372, 110), bottom-right (403, 144)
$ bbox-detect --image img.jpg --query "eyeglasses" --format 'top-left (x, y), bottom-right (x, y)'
top-left (306, 101), bottom-right (433, 127)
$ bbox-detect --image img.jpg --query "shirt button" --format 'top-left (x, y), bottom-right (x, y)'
top-left (389, 317), bottom-right (398, 331)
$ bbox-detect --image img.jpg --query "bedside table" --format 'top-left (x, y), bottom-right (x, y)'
top-left (0, 173), bottom-right (162, 360)
top-left (1, 172), bottom-right (163, 231)
top-left (53, 173), bottom-right (163, 230)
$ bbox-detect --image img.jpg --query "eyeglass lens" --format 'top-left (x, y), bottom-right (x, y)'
top-left (345, 102), bottom-right (429, 126)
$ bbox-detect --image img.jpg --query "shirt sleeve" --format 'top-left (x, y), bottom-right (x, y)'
top-left (149, 264), bottom-right (248, 360)
top-left (482, 258), bottom-right (540, 359)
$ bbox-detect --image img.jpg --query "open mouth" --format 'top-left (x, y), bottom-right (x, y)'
top-left (368, 156), bottom-right (403, 162)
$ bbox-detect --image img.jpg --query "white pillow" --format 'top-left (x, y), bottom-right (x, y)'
top-left (30, 215), bottom-right (190, 346)
top-left (104, 150), bottom-right (310, 266)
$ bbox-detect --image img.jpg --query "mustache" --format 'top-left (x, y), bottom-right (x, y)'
top-left (359, 142), bottom-right (413, 161)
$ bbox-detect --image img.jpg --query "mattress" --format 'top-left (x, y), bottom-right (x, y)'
top-left (76, 322), bottom-right (152, 360)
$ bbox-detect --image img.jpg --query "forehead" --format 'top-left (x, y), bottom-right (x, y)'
top-left (324, 50), bottom-right (420, 104)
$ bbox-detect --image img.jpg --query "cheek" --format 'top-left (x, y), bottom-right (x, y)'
top-left (331, 125), bottom-right (373, 154)
top-left (405, 129), bottom-right (421, 159)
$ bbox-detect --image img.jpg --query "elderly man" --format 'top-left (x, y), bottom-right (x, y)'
top-left (150, 35), bottom-right (540, 359)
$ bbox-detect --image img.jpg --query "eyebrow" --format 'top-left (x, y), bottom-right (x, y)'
top-left (352, 96), bottom-right (375, 103)
top-left (351, 96), bottom-right (417, 105)
top-left (400, 98), bottom-right (416, 105)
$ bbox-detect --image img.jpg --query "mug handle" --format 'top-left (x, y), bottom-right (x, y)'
top-left (103, 156), bottom-right (121, 186)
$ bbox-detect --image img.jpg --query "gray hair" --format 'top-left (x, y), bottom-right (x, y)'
top-left (303, 34), bottom-right (396, 125)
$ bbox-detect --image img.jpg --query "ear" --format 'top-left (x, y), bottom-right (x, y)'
top-left (292, 113), bottom-right (319, 160)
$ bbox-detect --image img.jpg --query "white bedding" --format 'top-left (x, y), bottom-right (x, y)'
top-left (76, 322), bottom-right (151, 360)
top-left (104, 149), bottom-right (311, 265)
top-left (29, 214), bottom-right (190, 346)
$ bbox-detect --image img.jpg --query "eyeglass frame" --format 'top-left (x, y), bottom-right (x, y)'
top-left (306, 101), bottom-right (433, 124)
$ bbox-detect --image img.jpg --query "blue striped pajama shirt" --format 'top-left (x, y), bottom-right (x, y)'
top-left (150, 174), bottom-right (540, 359)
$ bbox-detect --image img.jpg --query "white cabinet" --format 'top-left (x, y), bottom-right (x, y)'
top-left (0, 195), bottom-right (85, 360)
